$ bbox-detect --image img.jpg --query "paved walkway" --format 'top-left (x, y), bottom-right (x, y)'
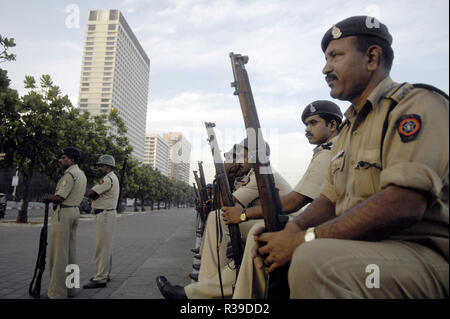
top-left (0, 207), bottom-right (197, 299)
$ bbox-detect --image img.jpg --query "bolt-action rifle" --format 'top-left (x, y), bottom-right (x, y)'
top-left (229, 52), bottom-right (289, 299)
top-left (205, 122), bottom-right (244, 271)
top-left (29, 202), bottom-right (49, 298)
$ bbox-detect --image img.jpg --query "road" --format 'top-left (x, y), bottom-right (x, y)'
top-left (0, 206), bottom-right (197, 299)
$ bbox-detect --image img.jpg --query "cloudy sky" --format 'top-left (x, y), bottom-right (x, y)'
top-left (1, 0), bottom-right (448, 186)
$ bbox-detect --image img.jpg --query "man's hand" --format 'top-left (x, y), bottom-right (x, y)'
top-left (221, 204), bottom-right (244, 224)
top-left (254, 222), bottom-right (304, 273)
top-left (42, 194), bottom-right (53, 204)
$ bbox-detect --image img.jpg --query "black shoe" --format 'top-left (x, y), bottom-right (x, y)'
top-left (189, 272), bottom-right (198, 281)
top-left (156, 276), bottom-right (187, 299)
top-left (194, 254), bottom-right (201, 260)
top-left (83, 281), bottom-right (107, 289)
top-left (192, 264), bottom-right (200, 271)
top-left (191, 248), bottom-right (200, 254)
top-left (90, 276), bottom-right (111, 282)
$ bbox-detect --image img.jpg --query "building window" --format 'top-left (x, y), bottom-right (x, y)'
top-left (104, 62), bottom-right (113, 65)
top-left (87, 37), bottom-right (94, 41)
top-left (105, 52), bottom-right (114, 56)
top-left (106, 46), bottom-right (114, 50)
top-left (82, 83), bottom-right (89, 86)
top-left (102, 88), bottom-right (110, 92)
top-left (84, 62), bottom-right (92, 66)
top-left (103, 82), bottom-right (111, 86)
top-left (106, 41), bottom-right (114, 45)
top-left (105, 57), bottom-right (113, 61)
top-left (100, 109), bottom-right (108, 113)
top-left (108, 24), bottom-right (116, 31)
top-left (85, 57), bottom-right (92, 61)
top-left (79, 103), bottom-right (88, 107)
top-left (104, 67), bottom-right (112, 71)
top-left (89, 11), bottom-right (97, 21)
top-left (85, 52), bottom-right (93, 56)
top-left (82, 77), bottom-right (89, 81)
top-left (109, 10), bottom-right (118, 20)
top-left (107, 37), bottom-right (115, 40)
top-left (81, 88), bottom-right (89, 92)
top-left (101, 98), bottom-right (109, 102)
top-left (80, 98), bottom-right (88, 102)
top-left (103, 77), bottom-right (112, 81)
top-left (88, 24), bottom-right (96, 31)
top-left (101, 104), bottom-right (109, 107)
top-left (104, 72), bottom-right (112, 76)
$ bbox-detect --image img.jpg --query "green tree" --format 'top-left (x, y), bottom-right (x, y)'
top-left (0, 35), bottom-right (16, 63)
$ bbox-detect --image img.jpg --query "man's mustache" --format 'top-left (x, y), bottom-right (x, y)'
top-left (325, 74), bottom-right (338, 82)
top-left (305, 132), bottom-right (313, 138)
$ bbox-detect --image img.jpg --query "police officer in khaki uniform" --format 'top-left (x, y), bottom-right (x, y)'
top-left (256, 16), bottom-right (449, 298)
top-left (43, 147), bottom-right (87, 299)
top-left (231, 100), bottom-right (343, 298)
top-left (83, 154), bottom-right (120, 289)
top-left (157, 140), bottom-right (292, 299)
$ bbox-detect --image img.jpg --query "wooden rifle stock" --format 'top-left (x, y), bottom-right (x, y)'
top-left (205, 122), bottom-right (244, 270)
top-left (229, 52), bottom-right (289, 299)
top-left (29, 202), bottom-right (49, 298)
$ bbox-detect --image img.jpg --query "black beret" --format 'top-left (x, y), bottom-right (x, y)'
top-left (321, 16), bottom-right (392, 52)
top-left (301, 100), bottom-right (343, 124)
top-left (62, 147), bottom-right (81, 163)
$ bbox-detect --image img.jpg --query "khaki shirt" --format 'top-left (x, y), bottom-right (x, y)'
top-left (233, 169), bottom-right (292, 208)
top-left (321, 77), bottom-right (449, 259)
top-left (294, 136), bottom-right (338, 200)
top-left (55, 164), bottom-right (87, 206)
top-left (91, 171), bottom-right (120, 210)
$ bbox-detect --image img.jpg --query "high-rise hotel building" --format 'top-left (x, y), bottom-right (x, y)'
top-left (78, 9), bottom-right (150, 161)
top-left (143, 133), bottom-right (170, 177)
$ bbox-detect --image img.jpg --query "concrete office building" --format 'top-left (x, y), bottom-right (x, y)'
top-left (78, 9), bottom-right (150, 161)
top-left (163, 132), bottom-right (191, 184)
top-left (144, 133), bottom-right (170, 177)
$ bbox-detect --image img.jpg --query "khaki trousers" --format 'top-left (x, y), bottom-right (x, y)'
top-left (185, 210), bottom-right (261, 298)
top-left (48, 207), bottom-right (79, 299)
top-left (288, 238), bottom-right (449, 298)
top-left (92, 210), bottom-right (116, 283)
top-left (233, 212), bottom-right (301, 299)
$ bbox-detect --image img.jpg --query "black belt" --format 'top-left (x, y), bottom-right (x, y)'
top-left (94, 209), bottom-right (116, 215)
top-left (60, 204), bottom-right (78, 208)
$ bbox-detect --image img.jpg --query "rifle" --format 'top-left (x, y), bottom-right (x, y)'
top-left (229, 52), bottom-right (289, 299)
top-left (193, 170), bottom-right (208, 223)
top-left (29, 202), bottom-right (49, 298)
top-left (205, 122), bottom-right (244, 271)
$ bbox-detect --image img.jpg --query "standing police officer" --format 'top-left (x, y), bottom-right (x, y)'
top-left (43, 147), bottom-right (87, 299)
top-left (83, 154), bottom-right (120, 289)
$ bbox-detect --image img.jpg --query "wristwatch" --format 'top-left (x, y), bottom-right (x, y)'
top-left (240, 208), bottom-right (247, 222)
top-left (304, 227), bottom-right (316, 242)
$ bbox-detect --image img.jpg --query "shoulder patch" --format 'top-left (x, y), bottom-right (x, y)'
top-left (99, 179), bottom-right (104, 184)
top-left (396, 114), bottom-right (422, 142)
